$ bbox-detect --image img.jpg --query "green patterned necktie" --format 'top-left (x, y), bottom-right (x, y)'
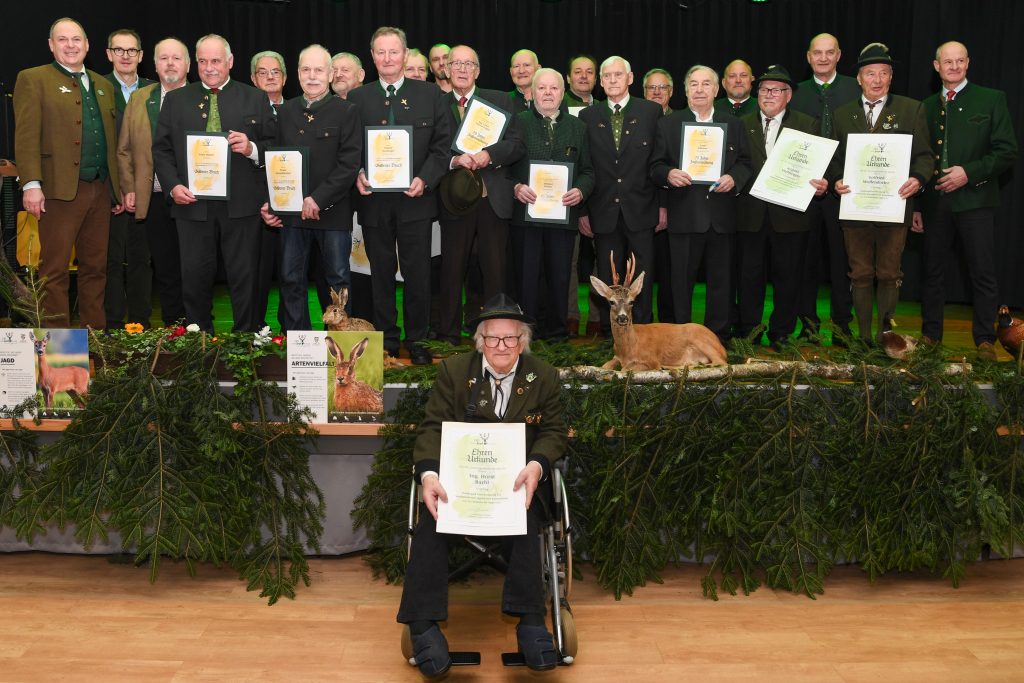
top-left (545, 116), bottom-right (555, 145)
top-left (611, 103), bottom-right (623, 151)
top-left (386, 84), bottom-right (396, 125)
top-left (819, 82), bottom-right (832, 137)
top-left (206, 87), bottom-right (221, 132)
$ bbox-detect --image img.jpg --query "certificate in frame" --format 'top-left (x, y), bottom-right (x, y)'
top-left (452, 96), bottom-right (511, 154)
top-left (365, 125), bottom-right (413, 192)
top-left (680, 122), bottom-right (727, 185)
top-left (265, 147), bottom-right (308, 215)
top-left (185, 131), bottom-right (231, 200)
top-left (526, 161), bottom-right (574, 225)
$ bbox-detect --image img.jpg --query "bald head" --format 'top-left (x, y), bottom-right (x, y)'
top-left (153, 38), bottom-right (190, 88)
top-left (722, 59), bottom-right (753, 101)
top-left (807, 33), bottom-right (841, 80)
top-left (933, 41), bottom-right (970, 90)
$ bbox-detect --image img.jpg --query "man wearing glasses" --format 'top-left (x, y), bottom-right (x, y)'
top-left (436, 44), bottom-right (524, 347)
top-left (399, 293), bottom-right (567, 676)
top-left (643, 68), bottom-right (674, 115)
top-left (734, 65), bottom-right (827, 351)
top-left (103, 29), bottom-right (155, 330)
top-left (251, 50), bottom-right (287, 111)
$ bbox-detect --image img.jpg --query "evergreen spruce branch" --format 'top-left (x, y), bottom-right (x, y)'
top-left (0, 416), bottom-right (41, 531)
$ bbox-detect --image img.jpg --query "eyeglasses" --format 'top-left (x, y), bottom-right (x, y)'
top-left (482, 335), bottom-right (521, 349)
top-left (448, 60), bottom-right (478, 71)
top-left (108, 47), bottom-right (141, 57)
top-left (256, 69), bottom-right (282, 78)
top-left (758, 86), bottom-right (790, 96)
top-left (645, 84), bottom-right (671, 92)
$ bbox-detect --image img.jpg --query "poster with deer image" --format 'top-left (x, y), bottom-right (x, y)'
top-left (29, 329), bottom-right (90, 417)
top-left (287, 330), bottom-right (384, 423)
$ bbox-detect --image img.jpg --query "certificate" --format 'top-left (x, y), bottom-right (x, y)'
top-left (680, 122), bottom-right (727, 184)
top-left (453, 96), bottom-right (511, 154)
top-left (265, 147), bottom-right (308, 215)
top-left (749, 129), bottom-right (838, 212)
top-left (436, 421), bottom-right (527, 536)
top-left (526, 161), bottom-right (573, 224)
top-left (186, 131), bottom-right (230, 199)
top-left (839, 133), bottom-right (913, 223)
top-left (365, 126), bottom-right (412, 191)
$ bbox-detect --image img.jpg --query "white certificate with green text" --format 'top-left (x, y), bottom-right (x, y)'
top-left (436, 421), bottom-right (527, 536)
top-left (749, 128), bottom-right (838, 211)
top-left (838, 133), bottom-right (913, 223)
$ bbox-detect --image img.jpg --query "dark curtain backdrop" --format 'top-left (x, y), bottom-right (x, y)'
top-left (2, 0), bottom-right (1022, 305)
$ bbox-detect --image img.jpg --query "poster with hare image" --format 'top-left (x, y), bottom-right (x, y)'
top-left (287, 330), bottom-right (384, 422)
top-left (29, 329), bottom-right (90, 416)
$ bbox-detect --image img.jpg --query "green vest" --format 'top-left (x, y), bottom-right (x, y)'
top-left (54, 63), bottom-right (108, 181)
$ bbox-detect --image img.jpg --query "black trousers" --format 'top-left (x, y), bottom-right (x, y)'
top-left (735, 225), bottom-right (808, 342)
top-left (594, 217), bottom-right (655, 332)
top-left (921, 201), bottom-right (999, 345)
top-left (104, 207), bottom-right (152, 327)
top-left (511, 224), bottom-right (576, 340)
top-left (800, 193), bottom-right (852, 331)
top-left (142, 192), bottom-right (185, 326)
top-left (670, 230), bottom-right (733, 341)
top-left (177, 204), bottom-right (261, 333)
top-left (364, 214), bottom-right (431, 352)
top-left (438, 201), bottom-right (508, 344)
top-left (653, 229), bottom-right (675, 322)
top-left (397, 504), bottom-right (546, 623)
top-left (254, 222), bottom-right (281, 330)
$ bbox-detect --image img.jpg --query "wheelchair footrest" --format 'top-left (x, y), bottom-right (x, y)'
top-left (450, 651), bottom-right (481, 666)
top-left (501, 652), bottom-right (568, 667)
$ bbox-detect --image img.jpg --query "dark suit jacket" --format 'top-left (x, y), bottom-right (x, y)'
top-left (736, 108), bottom-right (821, 233)
top-left (347, 78), bottom-right (453, 226)
top-left (920, 82), bottom-right (1018, 213)
top-left (511, 108), bottom-right (595, 230)
top-left (152, 79), bottom-right (277, 220)
top-left (443, 88), bottom-right (525, 221)
top-left (829, 94), bottom-right (935, 228)
top-left (650, 109), bottom-right (753, 234)
top-left (412, 350), bottom-right (567, 482)
top-left (13, 64), bottom-right (120, 201)
top-left (103, 72), bottom-right (156, 114)
top-left (563, 92), bottom-right (599, 108)
top-left (714, 97), bottom-right (758, 119)
top-left (578, 96), bottom-right (662, 234)
top-left (272, 94), bottom-right (361, 230)
top-left (508, 88), bottom-right (532, 115)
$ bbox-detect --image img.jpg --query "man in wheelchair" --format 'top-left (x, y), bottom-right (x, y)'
top-left (398, 293), bottom-right (568, 677)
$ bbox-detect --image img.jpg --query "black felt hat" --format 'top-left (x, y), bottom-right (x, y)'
top-left (467, 293), bottom-right (535, 329)
top-left (857, 42), bottom-right (894, 69)
top-left (439, 167), bottom-right (483, 216)
top-left (753, 64), bottom-right (798, 90)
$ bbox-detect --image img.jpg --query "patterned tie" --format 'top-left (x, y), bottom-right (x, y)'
top-left (947, 89), bottom-right (956, 102)
top-left (819, 82), bottom-right (832, 137)
top-left (206, 87), bottom-right (221, 132)
top-left (458, 95), bottom-right (467, 120)
top-left (386, 84), bottom-right (396, 125)
top-left (544, 116), bottom-right (555, 145)
top-left (866, 99), bottom-right (881, 130)
top-left (611, 103), bottom-right (623, 151)
top-left (763, 117), bottom-right (774, 154)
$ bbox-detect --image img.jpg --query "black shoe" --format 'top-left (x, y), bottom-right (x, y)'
top-left (516, 623), bottom-right (558, 671)
top-left (385, 346), bottom-right (401, 359)
top-left (410, 624), bottom-right (452, 679)
top-left (409, 343), bottom-right (433, 366)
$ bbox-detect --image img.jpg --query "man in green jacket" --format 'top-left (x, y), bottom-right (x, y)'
top-left (913, 41), bottom-right (1018, 360)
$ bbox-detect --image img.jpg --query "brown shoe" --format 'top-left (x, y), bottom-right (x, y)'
top-left (977, 341), bottom-right (997, 362)
top-left (920, 335), bottom-right (939, 347)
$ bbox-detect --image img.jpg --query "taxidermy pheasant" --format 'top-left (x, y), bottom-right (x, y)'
top-left (997, 305), bottom-right (1024, 357)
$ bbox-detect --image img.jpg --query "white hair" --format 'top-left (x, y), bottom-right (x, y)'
top-left (473, 319), bottom-right (533, 354)
top-left (600, 55), bottom-right (632, 75)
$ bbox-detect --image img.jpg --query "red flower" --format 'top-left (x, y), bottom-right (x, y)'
top-left (272, 335), bottom-right (285, 345)
top-left (167, 325), bottom-right (187, 339)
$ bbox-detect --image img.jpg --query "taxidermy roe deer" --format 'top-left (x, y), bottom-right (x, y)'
top-left (589, 254), bottom-right (728, 371)
top-left (30, 331), bottom-right (89, 408)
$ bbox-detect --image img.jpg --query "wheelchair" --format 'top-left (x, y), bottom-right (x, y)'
top-left (400, 457), bottom-right (578, 669)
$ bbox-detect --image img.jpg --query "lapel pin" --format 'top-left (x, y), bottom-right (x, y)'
top-left (59, 85), bottom-right (71, 93)
top-left (525, 372), bottom-right (536, 382)
top-left (516, 387), bottom-right (524, 395)
top-left (401, 99), bottom-right (408, 106)
top-left (305, 113), bottom-right (315, 123)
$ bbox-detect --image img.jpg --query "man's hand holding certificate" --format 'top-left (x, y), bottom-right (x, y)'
top-left (435, 422), bottom-right (528, 536)
top-left (749, 128), bottom-right (838, 211)
top-left (836, 133), bottom-right (917, 223)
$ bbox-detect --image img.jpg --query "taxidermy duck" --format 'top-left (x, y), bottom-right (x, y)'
top-left (881, 330), bottom-right (918, 360)
top-left (997, 305), bottom-right (1024, 357)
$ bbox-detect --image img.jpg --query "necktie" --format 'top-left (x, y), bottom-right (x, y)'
top-left (947, 89), bottom-right (956, 102)
top-left (733, 101), bottom-right (742, 111)
top-left (611, 103), bottom-right (623, 151)
top-left (386, 84), bottom-right (396, 125)
top-left (763, 117), bottom-right (774, 154)
top-left (489, 370), bottom-right (510, 419)
top-left (458, 95), bottom-right (467, 120)
top-left (866, 100), bottom-right (881, 130)
top-left (942, 91), bottom-right (955, 167)
top-left (544, 116), bottom-right (555, 145)
top-left (819, 82), bottom-right (832, 137)
top-left (71, 71), bottom-right (86, 92)
top-left (206, 87), bottom-right (221, 132)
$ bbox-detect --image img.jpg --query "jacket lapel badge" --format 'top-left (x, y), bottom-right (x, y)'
top-left (59, 85), bottom-right (71, 94)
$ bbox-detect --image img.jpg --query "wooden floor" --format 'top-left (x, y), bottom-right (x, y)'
top-left (1, 554), bottom-right (1022, 682)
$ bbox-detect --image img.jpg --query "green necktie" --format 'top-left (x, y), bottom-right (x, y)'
top-left (545, 116), bottom-right (555, 146)
top-left (206, 88), bottom-right (221, 132)
top-left (819, 82), bottom-right (832, 137)
top-left (611, 103), bottom-right (623, 151)
top-left (386, 84), bottom-right (396, 125)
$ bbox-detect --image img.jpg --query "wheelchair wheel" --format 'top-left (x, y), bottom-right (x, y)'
top-left (401, 624), bottom-right (414, 662)
top-left (559, 606), bottom-right (578, 660)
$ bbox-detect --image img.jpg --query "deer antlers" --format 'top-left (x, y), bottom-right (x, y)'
top-left (609, 251), bottom-right (637, 287)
